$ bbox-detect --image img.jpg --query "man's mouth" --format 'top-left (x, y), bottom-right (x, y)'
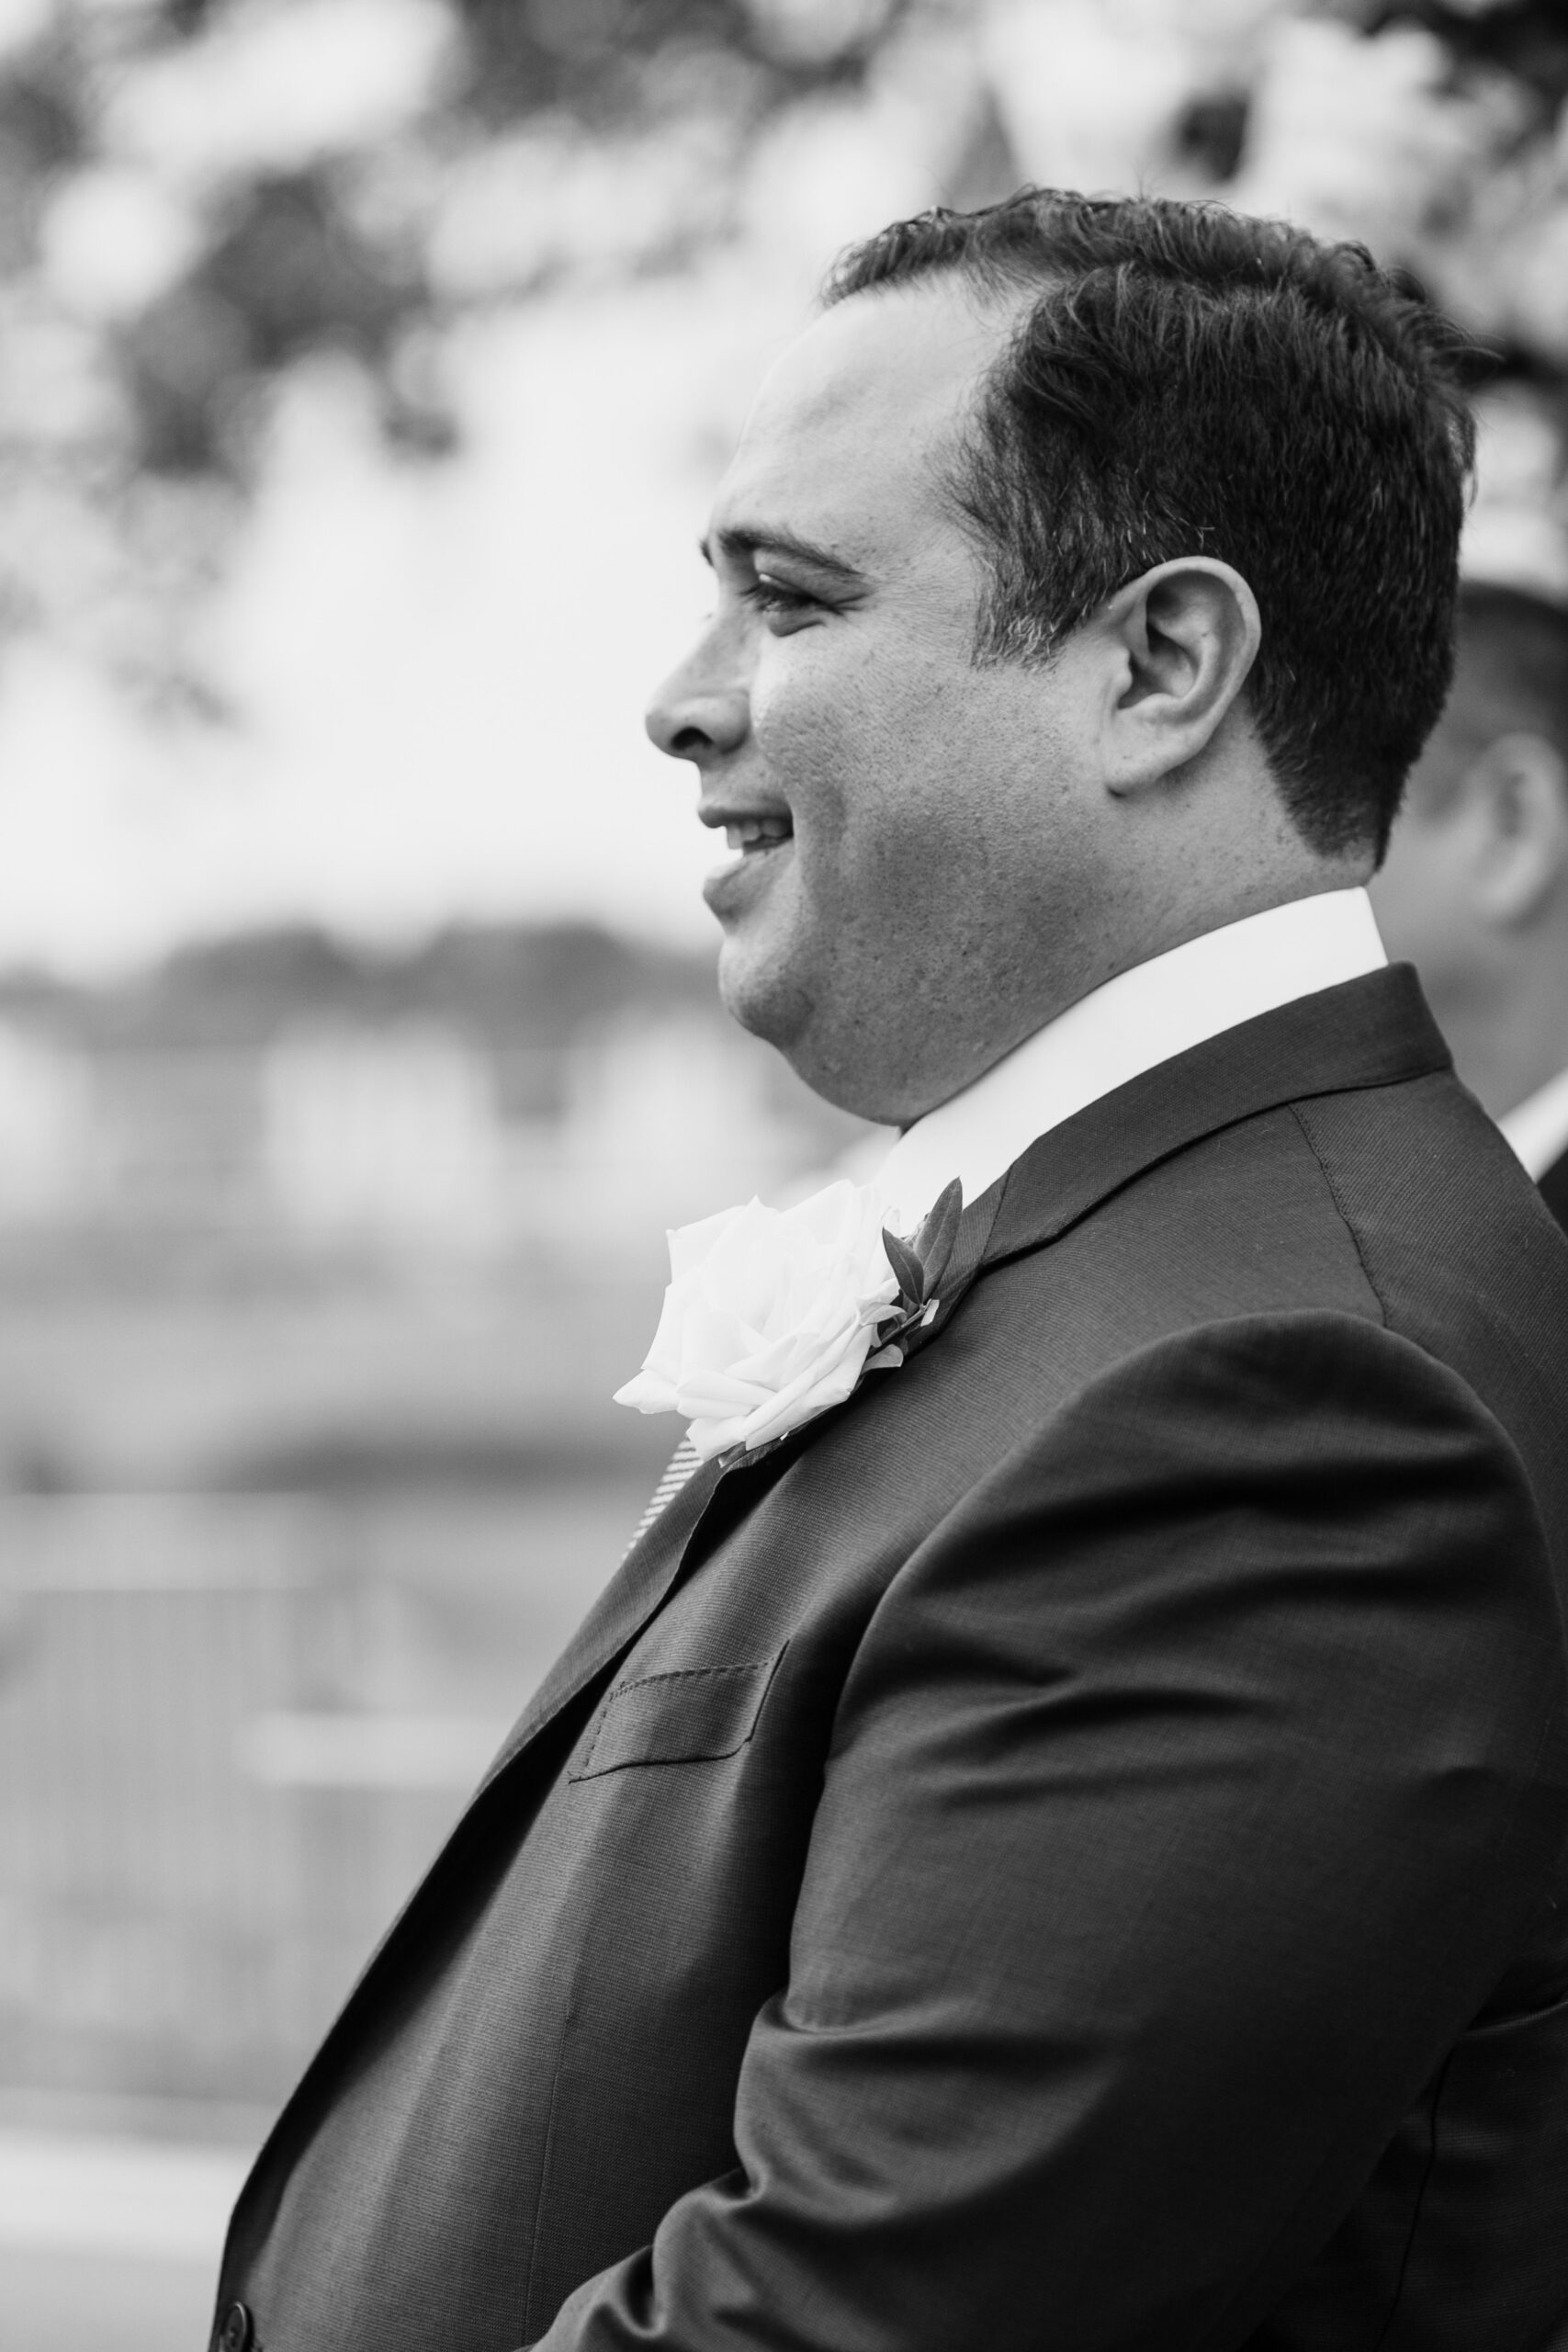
top-left (725, 815), bottom-right (794, 854)
top-left (701, 805), bottom-right (795, 917)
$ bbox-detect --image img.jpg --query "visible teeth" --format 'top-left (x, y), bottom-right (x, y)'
top-left (725, 816), bottom-right (793, 852)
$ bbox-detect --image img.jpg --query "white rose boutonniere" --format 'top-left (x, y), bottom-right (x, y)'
top-left (614, 1176), bottom-right (963, 1463)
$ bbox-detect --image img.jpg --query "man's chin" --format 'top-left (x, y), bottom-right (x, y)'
top-left (714, 953), bottom-right (900, 1121)
top-left (714, 941), bottom-right (812, 1057)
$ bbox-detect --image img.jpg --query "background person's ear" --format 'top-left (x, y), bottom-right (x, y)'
top-left (1468, 732), bottom-right (1568, 927)
top-left (1096, 559), bottom-right (1263, 793)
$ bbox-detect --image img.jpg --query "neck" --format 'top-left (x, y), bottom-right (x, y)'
top-left (900, 872), bottom-right (1373, 1133)
top-left (1087, 863), bottom-right (1371, 1001)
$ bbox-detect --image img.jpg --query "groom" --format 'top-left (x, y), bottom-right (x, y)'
top-left (213, 194), bottom-right (1568, 2350)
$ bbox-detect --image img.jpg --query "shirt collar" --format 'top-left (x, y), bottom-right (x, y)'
top-left (1498, 1063), bottom-right (1568, 1182)
top-left (876, 887), bottom-right (1387, 1226)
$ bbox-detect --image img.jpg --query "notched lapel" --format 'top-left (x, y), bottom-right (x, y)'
top-left (982, 966), bottom-right (1450, 1275)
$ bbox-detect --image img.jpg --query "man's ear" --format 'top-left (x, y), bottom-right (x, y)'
top-left (1469, 732), bottom-right (1568, 926)
top-left (1094, 559), bottom-right (1262, 793)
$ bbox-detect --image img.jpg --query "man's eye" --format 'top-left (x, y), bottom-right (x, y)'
top-left (739, 579), bottom-right (818, 628)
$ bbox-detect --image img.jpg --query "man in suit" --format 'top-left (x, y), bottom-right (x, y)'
top-left (1372, 581), bottom-right (1568, 1229)
top-left (212, 193), bottom-right (1568, 2351)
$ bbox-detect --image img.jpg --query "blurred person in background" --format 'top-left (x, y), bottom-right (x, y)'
top-left (209, 192), bottom-right (1568, 2352)
top-left (1371, 582), bottom-right (1568, 1231)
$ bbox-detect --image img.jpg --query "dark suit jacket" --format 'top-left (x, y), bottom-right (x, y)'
top-left (214, 967), bottom-right (1568, 2352)
top-left (1539, 1142), bottom-right (1568, 1235)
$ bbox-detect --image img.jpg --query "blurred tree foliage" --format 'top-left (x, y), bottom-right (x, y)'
top-left (1384, 2), bottom-right (1568, 107)
top-left (0, 0), bottom-right (965, 714)
top-left (5, 0), bottom-right (928, 489)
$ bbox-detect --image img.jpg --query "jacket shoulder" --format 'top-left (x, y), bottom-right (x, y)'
top-left (1292, 1069), bottom-right (1568, 1590)
top-left (961, 1098), bottom-right (1382, 1412)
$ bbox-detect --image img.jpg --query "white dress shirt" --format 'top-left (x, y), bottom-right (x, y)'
top-left (1498, 1064), bottom-right (1568, 1182)
top-left (875, 888), bottom-right (1388, 1226)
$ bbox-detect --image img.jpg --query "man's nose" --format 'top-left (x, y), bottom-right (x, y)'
top-left (645, 650), bottom-right (749, 763)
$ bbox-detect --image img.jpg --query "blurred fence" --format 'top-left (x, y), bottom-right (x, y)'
top-left (0, 1483), bottom-right (638, 2116)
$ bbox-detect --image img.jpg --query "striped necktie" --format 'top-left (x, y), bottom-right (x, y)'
top-left (621, 1434), bottom-right (703, 1562)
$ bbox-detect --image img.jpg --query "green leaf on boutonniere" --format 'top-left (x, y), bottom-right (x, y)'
top-left (911, 1179), bottom-right (963, 1300)
top-left (881, 1227), bottom-right (926, 1306)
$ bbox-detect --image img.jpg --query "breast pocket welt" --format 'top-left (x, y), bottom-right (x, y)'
top-left (569, 1647), bottom-right (788, 1781)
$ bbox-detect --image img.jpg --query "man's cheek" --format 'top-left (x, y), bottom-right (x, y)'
top-left (752, 704), bottom-right (856, 834)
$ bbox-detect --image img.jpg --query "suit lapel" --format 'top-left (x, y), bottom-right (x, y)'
top-left (487, 971), bottom-right (1445, 1791)
top-left (978, 964), bottom-right (1449, 1272)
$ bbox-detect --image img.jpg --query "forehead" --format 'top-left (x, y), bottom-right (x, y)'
top-left (710, 279), bottom-right (1009, 568)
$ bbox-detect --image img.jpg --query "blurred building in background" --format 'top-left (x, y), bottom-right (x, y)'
top-left (0, 0), bottom-right (1565, 2341)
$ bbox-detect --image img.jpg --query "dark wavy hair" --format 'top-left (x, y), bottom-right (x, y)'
top-left (827, 190), bottom-right (1478, 858)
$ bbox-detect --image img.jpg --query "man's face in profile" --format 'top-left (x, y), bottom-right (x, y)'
top-left (646, 280), bottom-right (1104, 1128)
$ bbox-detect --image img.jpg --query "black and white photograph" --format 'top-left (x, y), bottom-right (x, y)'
top-left (0, 3), bottom-right (1566, 2347)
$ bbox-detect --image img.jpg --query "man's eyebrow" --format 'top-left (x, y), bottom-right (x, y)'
top-left (699, 526), bottom-right (868, 586)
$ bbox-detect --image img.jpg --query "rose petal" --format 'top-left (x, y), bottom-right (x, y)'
top-left (732, 1300), bottom-right (863, 1393)
top-left (731, 1324), bottom-right (879, 1451)
top-left (612, 1367), bottom-right (676, 1414)
top-left (674, 1298), bottom-right (752, 1382)
top-left (667, 1202), bottom-right (753, 1282)
top-left (673, 1365), bottom-right (773, 1419)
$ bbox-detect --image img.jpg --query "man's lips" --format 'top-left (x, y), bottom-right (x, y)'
top-left (699, 802), bottom-right (794, 853)
top-left (722, 813), bottom-right (793, 853)
top-left (700, 806), bottom-right (795, 915)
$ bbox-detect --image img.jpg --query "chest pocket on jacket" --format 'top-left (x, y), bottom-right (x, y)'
top-left (570, 1647), bottom-right (787, 1781)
